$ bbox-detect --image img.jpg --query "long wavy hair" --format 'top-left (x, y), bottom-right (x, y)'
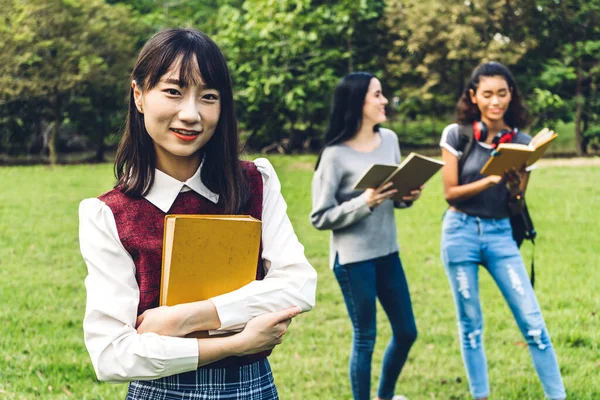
top-left (114, 28), bottom-right (248, 213)
top-left (315, 72), bottom-right (376, 170)
top-left (456, 61), bottom-right (528, 128)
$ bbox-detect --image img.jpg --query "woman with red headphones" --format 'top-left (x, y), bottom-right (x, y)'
top-left (438, 62), bottom-right (566, 400)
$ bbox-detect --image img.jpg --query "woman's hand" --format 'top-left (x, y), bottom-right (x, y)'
top-left (363, 182), bottom-right (397, 209)
top-left (136, 305), bottom-right (192, 337)
top-left (402, 185), bottom-right (424, 202)
top-left (503, 167), bottom-right (525, 197)
top-left (234, 307), bottom-right (302, 356)
top-left (485, 175), bottom-right (503, 187)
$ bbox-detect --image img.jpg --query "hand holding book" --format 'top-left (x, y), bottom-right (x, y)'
top-left (402, 186), bottom-right (424, 202)
top-left (503, 168), bottom-right (525, 197)
top-left (353, 152), bottom-right (445, 202)
top-left (480, 128), bottom-right (558, 176)
top-left (363, 182), bottom-right (397, 209)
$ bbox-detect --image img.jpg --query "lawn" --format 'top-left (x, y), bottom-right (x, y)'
top-left (0, 156), bottom-right (598, 399)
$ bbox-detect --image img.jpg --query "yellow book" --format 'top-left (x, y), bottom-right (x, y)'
top-left (160, 214), bottom-right (261, 308)
top-left (480, 128), bottom-right (558, 176)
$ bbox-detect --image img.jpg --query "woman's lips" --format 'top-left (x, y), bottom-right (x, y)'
top-left (170, 128), bottom-right (201, 142)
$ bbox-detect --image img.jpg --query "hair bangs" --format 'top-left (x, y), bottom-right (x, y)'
top-left (140, 44), bottom-right (183, 91)
top-left (175, 33), bottom-right (230, 92)
top-left (174, 50), bottom-right (204, 88)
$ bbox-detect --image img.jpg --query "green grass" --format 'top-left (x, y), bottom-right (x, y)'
top-left (1, 157), bottom-right (599, 399)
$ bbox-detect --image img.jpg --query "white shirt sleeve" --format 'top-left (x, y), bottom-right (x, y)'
top-left (80, 198), bottom-right (199, 382)
top-left (210, 158), bottom-right (318, 330)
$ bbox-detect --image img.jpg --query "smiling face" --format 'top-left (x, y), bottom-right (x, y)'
top-left (132, 57), bottom-right (221, 172)
top-left (362, 78), bottom-right (388, 126)
top-left (469, 75), bottom-right (512, 125)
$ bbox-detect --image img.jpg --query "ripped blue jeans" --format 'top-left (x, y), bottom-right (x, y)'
top-left (441, 210), bottom-right (565, 399)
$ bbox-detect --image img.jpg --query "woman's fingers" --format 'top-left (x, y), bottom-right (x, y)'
top-left (135, 313), bottom-right (145, 329)
top-left (376, 189), bottom-right (397, 201)
top-left (264, 307), bottom-right (301, 327)
top-left (375, 181), bottom-right (394, 193)
top-left (378, 191), bottom-right (396, 203)
top-left (280, 318), bottom-right (293, 329)
top-left (365, 183), bottom-right (398, 209)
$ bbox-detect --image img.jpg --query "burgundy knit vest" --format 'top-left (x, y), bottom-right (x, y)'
top-left (99, 161), bottom-right (269, 367)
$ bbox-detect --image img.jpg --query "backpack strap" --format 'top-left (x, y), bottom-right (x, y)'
top-left (530, 238), bottom-right (535, 287)
top-left (457, 124), bottom-right (476, 172)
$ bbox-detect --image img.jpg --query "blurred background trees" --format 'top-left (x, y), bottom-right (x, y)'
top-left (0, 0), bottom-right (598, 164)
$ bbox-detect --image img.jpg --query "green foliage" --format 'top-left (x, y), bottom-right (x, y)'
top-left (1, 0), bottom-right (600, 156)
top-left (0, 0), bottom-right (148, 162)
top-left (528, 88), bottom-right (570, 130)
top-left (519, 0), bottom-right (600, 154)
top-left (214, 0), bottom-right (385, 150)
top-left (107, 0), bottom-right (244, 34)
top-left (384, 0), bottom-right (535, 118)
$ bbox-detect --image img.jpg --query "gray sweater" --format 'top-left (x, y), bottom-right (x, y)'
top-left (310, 128), bottom-right (411, 268)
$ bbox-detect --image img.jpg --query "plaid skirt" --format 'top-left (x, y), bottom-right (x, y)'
top-left (126, 358), bottom-right (278, 400)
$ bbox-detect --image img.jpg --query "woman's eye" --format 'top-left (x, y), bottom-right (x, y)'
top-left (165, 88), bottom-right (181, 96)
top-left (203, 93), bottom-right (219, 101)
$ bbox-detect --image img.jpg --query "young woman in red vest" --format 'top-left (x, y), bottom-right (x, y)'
top-left (79, 28), bottom-right (317, 399)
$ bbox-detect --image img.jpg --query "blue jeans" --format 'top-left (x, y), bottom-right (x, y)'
top-left (441, 210), bottom-right (566, 399)
top-left (334, 252), bottom-right (417, 400)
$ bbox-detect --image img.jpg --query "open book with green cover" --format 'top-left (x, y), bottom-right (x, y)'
top-left (480, 128), bottom-right (558, 176)
top-left (352, 152), bottom-right (445, 200)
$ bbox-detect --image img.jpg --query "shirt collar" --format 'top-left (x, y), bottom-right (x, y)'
top-left (144, 162), bottom-right (220, 213)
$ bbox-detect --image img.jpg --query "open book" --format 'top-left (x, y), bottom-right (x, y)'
top-left (352, 152), bottom-right (445, 200)
top-left (480, 128), bottom-right (558, 176)
top-left (161, 214), bottom-right (261, 336)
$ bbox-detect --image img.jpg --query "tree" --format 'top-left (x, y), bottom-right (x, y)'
top-left (107, 0), bottom-right (244, 34)
top-left (0, 0), bottom-right (145, 164)
top-left (522, 0), bottom-right (600, 155)
top-left (383, 0), bottom-right (536, 120)
top-left (215, 0), bottom-right (385, 151)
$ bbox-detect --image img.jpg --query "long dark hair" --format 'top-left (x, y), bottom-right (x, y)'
top-left (456, 61), bottom-right (528, 128)
top-left (315, 72), bottom-right (376, 170)
top-left (114, 28), bottom-right (248, 213)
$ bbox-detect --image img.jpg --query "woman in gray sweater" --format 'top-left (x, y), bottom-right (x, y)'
top-left (311, 72), bottom-right (422, 400)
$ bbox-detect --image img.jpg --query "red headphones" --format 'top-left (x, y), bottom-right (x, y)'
top-left (473, 121), bottom-right (516, 149)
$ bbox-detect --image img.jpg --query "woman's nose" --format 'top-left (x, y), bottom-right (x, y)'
top-left (178, 96), bottom-right (201, 123)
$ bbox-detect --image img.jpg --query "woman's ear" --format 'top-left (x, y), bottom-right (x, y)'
top-left (469, 88), bottom-right (477, 104)
top-left (132, 80), bottom-right (144, 113)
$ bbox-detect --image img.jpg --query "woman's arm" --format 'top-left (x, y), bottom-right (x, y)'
top-left (195, 307), bottom-right (300, 366)
top-left (80, 199), bottom-right (298, 381)
top-left (441, 148), bottom-right (502, 203)
top-left (310, 167), bottom-right (373, 231)
top-left (188, 158), bottom-right (318, 332)
top-left (80, 198), bottom-right (199, 382)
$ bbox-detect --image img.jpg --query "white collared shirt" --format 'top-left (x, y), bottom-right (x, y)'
top-left (79, 158), bottom-right (317, 382)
